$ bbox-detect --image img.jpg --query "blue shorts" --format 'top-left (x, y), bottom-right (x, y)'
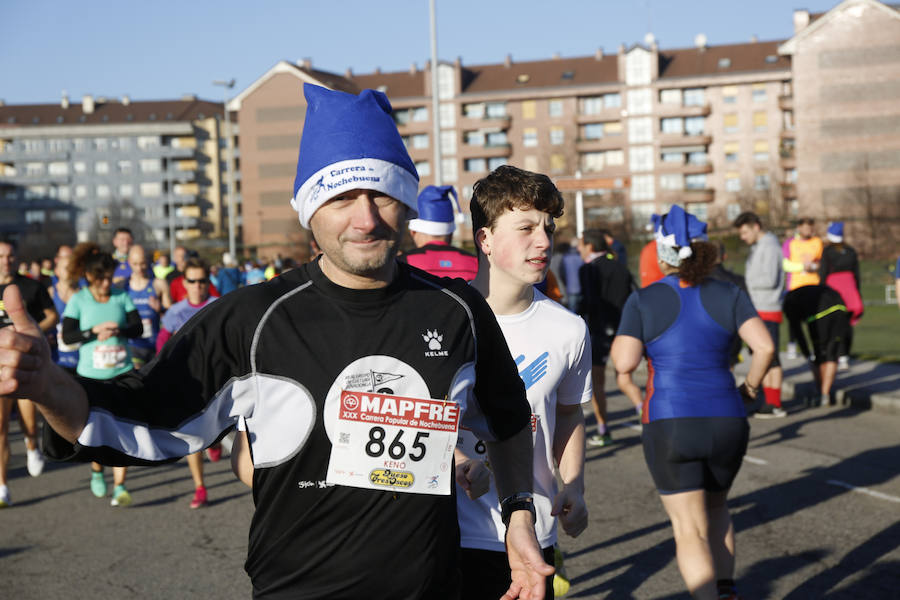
top-left (642, 417), bottom-right (749, 494)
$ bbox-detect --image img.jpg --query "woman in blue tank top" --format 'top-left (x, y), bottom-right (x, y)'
top-left (611, 206), bottom-right (774, 600)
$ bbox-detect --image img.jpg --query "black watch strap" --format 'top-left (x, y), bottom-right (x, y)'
top-left (500, 492), bottom-right (536, 527)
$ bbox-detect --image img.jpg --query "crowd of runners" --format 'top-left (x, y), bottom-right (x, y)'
top-left (0, 83), bottom-right (884, 600)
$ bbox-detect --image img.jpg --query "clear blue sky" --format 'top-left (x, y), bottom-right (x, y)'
top-left (2, 0), bottom-right (841, 105)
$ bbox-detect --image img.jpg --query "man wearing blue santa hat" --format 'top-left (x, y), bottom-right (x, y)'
top-left (401, 185), bottom-right (478, 280)
top-left (0, 83), bottom-right (551, 599)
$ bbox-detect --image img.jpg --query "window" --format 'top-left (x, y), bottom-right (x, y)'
top-left (117, 160), bottom-right (132, 173)
top-left (412, 107), bottom-right (429, 122)
top-left (439, 103), bottom-right (455, 128)
top-left (754, 171), bottom-right (770, 190)
top-left (631, 174), bottom-right (655, 200)
top-left (631, 202), bottom-right (656, 229)
top-left (140, 182), bottom-right (162, 197)
top-left (548, 99), bottom-right (564, 117)
top-left (119, 184), bottom-right (134, 197)
top-left (629, 117), bottom-right (652, 143)
top-left (94, 138), bottom-right (109, 151)
top-left (464, 158), bottom-right (487, 173)
top-left (722, 86), bottom-right (738, 104)
top-left (785, 168), bottom-right (798, 183)
top-left (441, 158), bottom-right (458, 182)
top-left (25, 186), bottom-right (46, 199)
top-left (140, 159), bottom-right (161, 173)
top-left (661, 151), bottom-right (683, 163)
top-left (465, 131), bottom-right (485, 146)
top-left (440, 131), bottom-right (456, 155)
top-left (57, 186), bottom-right (70, 200)
top-left (75, 185), bottom-right (88, 198)
top-left (605, 150), bottom-right (624, 165)
top-left (625, 48), bottom-right (652, 85)
top-left (683, 88), bottom-right (705, 107)
top-left (753, 111), bottom-right (767, 133)
top-left (725, 172), bottom-right (741, 192)
top-left (48, 162), bottom-right (68, 175)
top-left (723, 113), bottom-right (739, 134)
top-left (549, 154), bottom-right (566, 173)
top-left (23, 140), bottom-right (43, 153)
top-left (581, 152), bottom-right (604, 172)
top-left (485, 102), bottom-right (507, 118)
top-left (660, 89), bottom-right (682, 105)
top-left (411, 134), bottom-right (428, 149)
top-left (753, 140), bottom-right (769, 161)
top-left (629, 146), bottom-right (654, 172)
top-left (25, 162), bottom-right (44, 176)
top-left (659, 173), bottom-right (684, 190)
top-left (521, 100), bottom-right (536, 120)
top-left (687, 203), bottom-right (708, 221)
top-left (414, 160), bottom-right (430, 176)
top-left (724, 142), bottom-right (739, 163)
top-left (118, 137), bottom-right (131, 149)
top-left (524, 156), bottom-right (539, 171)
top-left (580, 96), bottom-right (604, 115)
top-left (627, 88), bottom-right (652, 115)
top-left (752, 83), bottom-right (767, 103)
top-left (73, 138), bottom-right (88, 152)
top-left (96, 184), bottom-right (111, 198)
top-left (604, 122), bottom-right (623, 136)
top-left (718, 57), bottom-right (732, 69)
top-left (463, 103), bottom-right (484, 119)
top-left (94, 161), bottom-right (109, 174)
top-left (603, 93), bottom-right (621, 109)
top-left (48, 139), bottom-right (67, 152)
top-left (685, 174), bottom-right (707, 190)
top-left (137, 136), bottom-right (160, 149)
top-left (583, 123), bottom-right (604, 140)
top-left (522, 128), bottom-right (538, 148)
top-left (486, 131), bottom-right (508, 146)
top-left (488, 157), bottom-right (507, 170)
top-left (684, 116), bottom-right (705, 135)
top-left (437, 64), bottom-right (455, 99)
top-left (25, 210), bottom-right (45, 224)
top-left (660, 117), bottom-right (683, 135)
top-left (687, 151), bottom-right (708, 165)
top-left (550, 127), bottom-right (565, 145)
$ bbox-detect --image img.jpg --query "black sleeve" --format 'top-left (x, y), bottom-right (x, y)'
top-left (61, 316), bottom-right (96, 345)
top-left (44, 291), bottom-right (254, 466)
top-left (119, 309), bottom-right (143, 339)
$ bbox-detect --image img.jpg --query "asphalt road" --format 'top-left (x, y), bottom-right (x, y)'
top-left (2, 378), bottom-right (898, 598)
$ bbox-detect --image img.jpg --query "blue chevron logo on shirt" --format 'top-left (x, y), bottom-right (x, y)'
top-left (514, 352), bottom-right (549, 390)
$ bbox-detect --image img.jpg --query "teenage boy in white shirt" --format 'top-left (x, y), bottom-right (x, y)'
top-left (456, 165), bottom-right (592, 599)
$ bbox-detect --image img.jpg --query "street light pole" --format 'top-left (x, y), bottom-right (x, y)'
top-left (213, 79), bottom-right (237, 258)
top-left (429, 0), bottom-right (442, 186)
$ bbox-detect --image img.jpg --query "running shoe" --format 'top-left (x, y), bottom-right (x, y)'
top-left (838, 355), bottom-right (850, 371)
top-left (110, 484), bottom-right (132, 507)
top-left (753, 403), bottom-right (787, 419)
top-left (786, 342), bottom-right (798, 360)
top-left (206, 444), bottom-right (223, 462)
top-left (587, 433), bottom-right (613, 447)
top-left (190, 485), bottom-right (208, 509)
top-left (90, 470), bottom-right (107, 498)
top-left (0, 485), bottom-right (10, 508)
top-left (26, 448), bottom-right (45, 477)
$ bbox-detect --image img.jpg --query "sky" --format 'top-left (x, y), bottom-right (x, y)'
top-left (2, 0), bottom-right (842, 106)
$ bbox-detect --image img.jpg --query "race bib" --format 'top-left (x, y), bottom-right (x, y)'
top-left (140, 318), bottom-right (154, 339)
top-left (457, 413), bottom-right (539, 459)
top-left (326, 390), bottom-right (459, 495)
top-left (93, 344), bottom-right (127, 370)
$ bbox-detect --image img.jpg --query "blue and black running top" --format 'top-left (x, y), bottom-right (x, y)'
top-left (126, 281), bottom-right (160, 350)
top-left (617, 275), bottom-right (758, 423)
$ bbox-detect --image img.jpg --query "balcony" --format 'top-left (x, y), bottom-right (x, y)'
top-left (158, 146), bottom-right (195, 159)
top-left (781, 183), bottom-right (797, 198)
top-left (575, 136), bottom-right (625, 152)
top-left (658, 133), bottom-right (712, 147)
top-left (778, 95), bottom-right (793, 110)
top-left (780, 128), bottom-right (796, 139)
top-left (0, 148), bottom-right (69, 162)
top-left (394, 119), bottom-right (432, 134)
top-left (655, 103), bottom-right (711, 118)
top-left (405, 146), bottom-right (431, 162)
top-left (459, 142), bottom-right (512, 159)
top-left (575, 107), bottom-right (623, 125)
top-left (681, 188), bottom-right (714, 202)
top-left (457, 114), bottom-right (512, 131)
top-left (657, 161), bottom-right (713, 175)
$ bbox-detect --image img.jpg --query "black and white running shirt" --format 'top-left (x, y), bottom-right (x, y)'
top-left (45, 259), bottom-right (529, 599)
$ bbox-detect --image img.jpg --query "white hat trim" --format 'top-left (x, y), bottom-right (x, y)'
top-left (827, 232), bottom-right (843, 243)
top-left (291, 158), bottom-right (419, 229)
top-left (408, 219), bottom-right (455, 235)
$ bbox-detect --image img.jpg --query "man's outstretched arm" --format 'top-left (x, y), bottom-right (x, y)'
top-left (0, 285), bottom-right (88, 442)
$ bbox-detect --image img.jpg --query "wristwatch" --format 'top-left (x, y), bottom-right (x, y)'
top-left (500, 492), bottom-right (536, 527)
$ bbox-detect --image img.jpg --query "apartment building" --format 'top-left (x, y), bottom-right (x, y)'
top-left (780, 0), bottom-right (900, 254)
top-left (232, 0), bottom-right (898, 258)
top-left (0, 94), bottom-right (238, 256)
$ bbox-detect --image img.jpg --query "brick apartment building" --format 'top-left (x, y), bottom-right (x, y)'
top-left (229, 0), bottom-right (899, 260)
top-left (0, 94), bottom-right (239, 257)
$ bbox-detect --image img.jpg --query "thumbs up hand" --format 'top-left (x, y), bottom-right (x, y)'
top-left (0, 284), bottom-right (51, 399)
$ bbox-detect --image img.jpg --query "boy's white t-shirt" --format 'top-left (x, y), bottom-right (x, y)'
top-left (456, 290), bottom-right (592, 552)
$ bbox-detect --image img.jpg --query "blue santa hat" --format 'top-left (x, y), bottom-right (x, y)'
top-left (827, 221), bottom-right (844, 243)
top-left (290, 84), bottom-right (420, 229)
top-left (652, 205), bottom-right (708, 266)
top-left (408, 185), bottom-right (459, 235)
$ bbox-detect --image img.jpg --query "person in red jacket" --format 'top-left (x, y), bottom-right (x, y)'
top-left (401, 185), bottom-right (478, 281)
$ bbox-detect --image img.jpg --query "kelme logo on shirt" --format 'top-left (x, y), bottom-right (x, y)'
top-left (422, 330), bottom-right (448, 357)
